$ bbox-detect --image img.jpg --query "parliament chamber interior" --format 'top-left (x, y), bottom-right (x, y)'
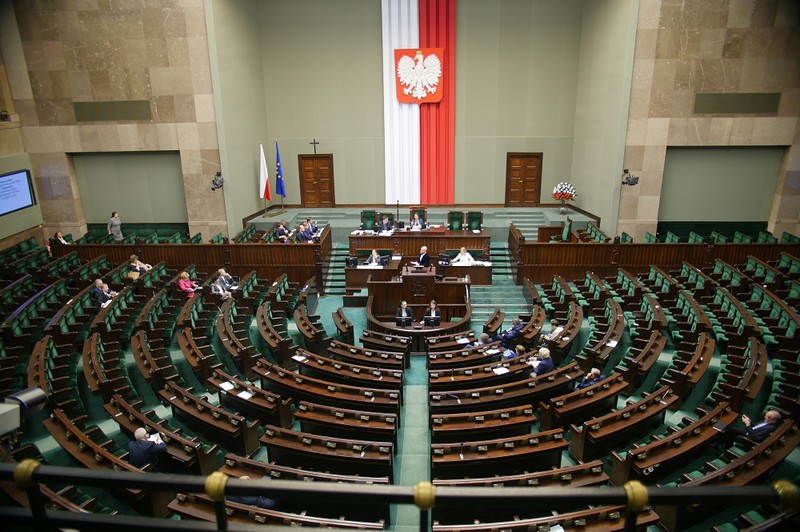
top-left (0, 0), bottom-right (799, 531)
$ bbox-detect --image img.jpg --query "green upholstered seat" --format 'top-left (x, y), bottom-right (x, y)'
top-left (361, 210), bottom-right (377, 230)
top-left (448, 211), bottom-right (464, 231)
top-left (466, 211), bottom-right (483, 230)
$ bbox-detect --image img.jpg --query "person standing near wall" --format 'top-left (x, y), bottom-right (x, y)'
top-left (107, 211), bottom-right (123, 243)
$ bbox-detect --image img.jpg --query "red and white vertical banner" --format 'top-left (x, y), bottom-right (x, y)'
top-left (382, 0), bottom-right (456, 206)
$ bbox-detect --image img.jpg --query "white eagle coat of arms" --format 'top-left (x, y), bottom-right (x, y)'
top-left (395, 48), bottom-right (443, 104)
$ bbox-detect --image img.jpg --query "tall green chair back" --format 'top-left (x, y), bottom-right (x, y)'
top-left (448, 211), bottom-right (464, 231)
top-left (361, 210), bottom-right (377, 230)
top-left (467, 211), bottom-right (483, 230)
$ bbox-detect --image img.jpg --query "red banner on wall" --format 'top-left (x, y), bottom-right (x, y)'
top-left (394, 48), bottom-right (444, 104)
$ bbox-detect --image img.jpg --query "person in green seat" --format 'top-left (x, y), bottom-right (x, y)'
top-left (721, 410), bottom-right (782, 448)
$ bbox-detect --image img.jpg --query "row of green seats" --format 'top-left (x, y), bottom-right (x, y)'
top-left (0, 237), bottom-right (40, 264)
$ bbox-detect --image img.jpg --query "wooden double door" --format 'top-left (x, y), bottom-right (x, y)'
top-left (298, 154), bottom-right (335, 207)
top-left (505, 152), bottom-right (542, 206)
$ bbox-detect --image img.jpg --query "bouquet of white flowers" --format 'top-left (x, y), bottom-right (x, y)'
top-left (552, 182), bottom-right (577, 202)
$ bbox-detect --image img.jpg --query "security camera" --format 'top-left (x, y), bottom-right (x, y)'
top-left (211, 171), bottom-right (224, 191)
top-left (621, 169), bottom-right (640, 186)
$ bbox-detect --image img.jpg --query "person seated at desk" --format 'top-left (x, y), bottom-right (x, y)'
top-left (128, 427), bottom-right (167, 470)
top-left (295, 223), bottom-right (312, 242)
top-left (421, 299), bottom-right (441, 325)
top-left (50, 231), bottom-right (70, 247)
top-left (228, 475), bottom-right (277, 510)
top-left (211, 275), bottom-right (232, 301)
top-left (91, 279), bottom-right (105, 311)
top-left (411, 246), bottom-right (431, 267)
top-left (178, 271), bottom-right (200, 299)
top-left (379, 216), bottom-right (393, 232)
top-left (720, 410), bottom-right (782, 449)
top-left (494, 317), bottom-right (524, 347)
top-left (396, 300), bottom-right (415, 321)
top-left (274, 220), bottom-right (290, 242)
top-left (217, 268), bottom-right (239, 291)
top-left (532, 347), bottom-right (555, 376)
top-left (502, 344), bottom-right (526, 360)
top-left (365, 249), bottom-right (382, 265)
top-left (306, 217), bottom-right (318, 234)
top-left (128, 254), bottom-right (151, 280)
top-left (542, 319), bottom-right (564, 343)
top-left (466, 333), bottom-right (491, 348)
top-left (101, 283), bottom-right (117, 300)
top-left (452, 246), bottom-right (475, 265)
top-left (575, 368), bottom-right (605, 390)
top-left (410, 212), bottom-right (425, 230)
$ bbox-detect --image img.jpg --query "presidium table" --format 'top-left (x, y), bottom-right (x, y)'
top-left (348, 226), bottom-right (490, 258)
top-left (365, 266), bottom-right (473, 352)
top-left (347, 226), bottom-right (493, 289)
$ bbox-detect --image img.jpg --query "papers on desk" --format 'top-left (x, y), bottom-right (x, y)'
top-left (392, 255), bottom-right (402, 261)
top-left (492, 367), bottom-right (510, 376)
top-left (357, 264), bottom-right (382, 269)
top-left (606, 339), bottom-right (618, 348)
top-left (528, 359), bottom-right (541, 369)
top-left (237, 390), bottom-right (253, 400)
top-left (472, 229), bottom-right (481, 234)
top-left (485, 348), bottom-right (500, 355)
top-left (219, 381), bottom-right (235, 391)
top-left (101, 300), bottom-right (112, 308)
top-left (410, 227), bottom-right (421, 231)
top-left (292, 354), bottom-right (308, 363)
top-left (456, 337), bottom-right (471, 344)
top-left (379, 230), bottom-right (393, 236)
top-left (147, 433), bottom-right (162, 443)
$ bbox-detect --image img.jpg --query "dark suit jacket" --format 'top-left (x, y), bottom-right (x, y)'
top-left (379, 221), bottom-right (393, 231)
top-left (424, 309), bottom-right (441, 318)
top-left (533, 356), bottom-right (555, 376)
top-left (418, 253), bottom-right (431, 267)
top-left (745, 421), bottom-right (778, 442)
top-left (92, 286), bottom-right (106, 311)
top-left (575, 374), bottom-right (605, 390)
top-left (128, 439), bottom-right (167, 469)
top-left (396, 306), bottom-right (415, 320)
top-left (229, 494), bottom-right (277, 510)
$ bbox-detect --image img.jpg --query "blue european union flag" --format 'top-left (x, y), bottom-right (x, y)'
top-left (275, 141), bottom-right (286, 197)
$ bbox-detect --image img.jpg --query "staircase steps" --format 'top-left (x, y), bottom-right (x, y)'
top-left (323, 245), bottom-right (348, 295)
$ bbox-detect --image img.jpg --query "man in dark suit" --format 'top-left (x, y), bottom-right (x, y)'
top-left (228, 475), bottom-right (277, 510)
top-left (396, 301), bottom-right (415, 321)
top-left (575, 368), bottom-right (605, 389)
top-left (722, 410), bottom-right (782, 447)
top-left (416, 246), bottom-right (431, 267)
top-left (493, 317), bottom-right (525, 347)
top-left (274, 221), bottom-right (290, 242)
top-left (128, 427), bottom-right (167, 470)
top-left (379, 216), bottom-right (393, 231)
top-left (92, 278), bottom-right (107, 311)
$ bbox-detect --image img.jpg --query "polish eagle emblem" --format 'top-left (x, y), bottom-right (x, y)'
top-left (395, 48), bottom-right (443, 104)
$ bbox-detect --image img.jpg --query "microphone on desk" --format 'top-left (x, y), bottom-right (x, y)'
top-left (360, 443), bottom-right (371, 457)
top-left (447, 393), bottom-right (461, 405)
top-left (459, 442), bottom-right (464, 460)
top-left (450, 367), bottom-right (454, 381)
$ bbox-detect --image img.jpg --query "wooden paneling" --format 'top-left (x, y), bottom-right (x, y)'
top-left (507, 225), bottom-right (800, 284)
top-left (54, 227), bottom-right (332, 294)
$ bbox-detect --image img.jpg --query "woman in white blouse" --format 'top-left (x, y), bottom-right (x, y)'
top-left (452, 246), bottom-right (475, 264)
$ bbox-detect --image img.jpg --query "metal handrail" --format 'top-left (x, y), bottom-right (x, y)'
top-left (1, 461), bottom-right (798, 531)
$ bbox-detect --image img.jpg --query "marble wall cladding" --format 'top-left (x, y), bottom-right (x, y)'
top-left (618, 0), bottom-right (800, 238)
top-left (8, 0), bottom-right (227, 235)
